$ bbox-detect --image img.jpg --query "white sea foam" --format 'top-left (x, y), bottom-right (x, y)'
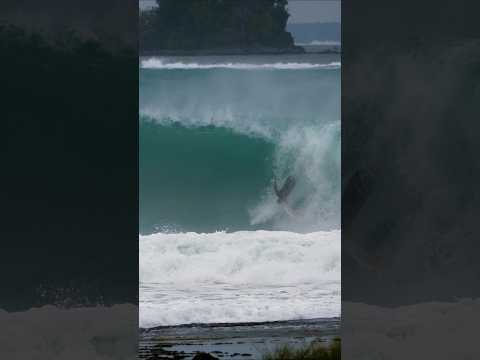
top-left (250, 122), bottom-right (341, 232)
top-left (140, 230), bottom-right (340, 285)
top-left (139, 230), bottom-right (340, 327)
top-left (141, 58), bottom-right (341, 70)
top-left (297, 40), bottom-right (341, 46)
top-left (0, 304), bottom-right (137, 360)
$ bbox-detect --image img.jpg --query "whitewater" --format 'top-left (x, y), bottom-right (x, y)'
top-left (140, 230), bottom-right (340, 327)
top-left (139, 54), bottom-right (340, 328)
top-left (141, 58), bottom-right (340, 70)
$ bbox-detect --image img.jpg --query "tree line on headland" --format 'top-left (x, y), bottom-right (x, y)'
top-left (140, 0), bottom-right (302, 53)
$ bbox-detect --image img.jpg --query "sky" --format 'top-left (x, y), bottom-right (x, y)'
top-left (288, 0), bottom-right (340, 23)
top-left (139, 0), bottom-right (341, 24)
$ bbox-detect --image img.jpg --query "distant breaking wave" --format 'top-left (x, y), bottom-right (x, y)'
top-left (297, 40), bottom-right (341, 46)
top-left (141, 58), bottom-right (341, 70)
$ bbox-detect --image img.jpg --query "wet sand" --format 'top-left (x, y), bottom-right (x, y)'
top-left (139, 318), bottom-right (339, 359)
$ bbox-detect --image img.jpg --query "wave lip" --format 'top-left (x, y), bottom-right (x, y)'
top-left (140, 58), bottom-right (341, 70)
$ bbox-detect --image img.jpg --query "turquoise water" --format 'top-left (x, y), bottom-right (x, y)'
top-left (139, 54), bottom-right (341, 327)
top-left (139, 54), bottom-right (340, 234)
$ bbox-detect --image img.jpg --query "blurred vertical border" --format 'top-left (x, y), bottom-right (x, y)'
top-left (342, 0), bottom-right (480, 358)
top-left (0, 1), bottom-right (138, 358)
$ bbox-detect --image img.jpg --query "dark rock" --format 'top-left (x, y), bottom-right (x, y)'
top-left (192, 352), bottom-right (219, 360)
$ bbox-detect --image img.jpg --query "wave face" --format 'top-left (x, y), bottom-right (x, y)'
top-left (140, 230), bottom-right (340, 327)
top-left (140, 58), bottom-right (340, 234)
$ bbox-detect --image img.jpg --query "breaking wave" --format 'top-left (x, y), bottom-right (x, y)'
top-left (139, 56), bottom-right (341, 326)
top-left (139, 61), bottom-right (340, 234)
top-left (141, 58), bottom-right (340, 70)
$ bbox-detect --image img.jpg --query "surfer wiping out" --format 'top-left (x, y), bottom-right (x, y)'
top-left (273, 176), bottom-right (297, 217)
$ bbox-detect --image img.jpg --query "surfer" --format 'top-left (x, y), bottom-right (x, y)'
top-left (273, 176), bottom-right (297, 217)
top-left (273, 176), bottom-right (296, 204)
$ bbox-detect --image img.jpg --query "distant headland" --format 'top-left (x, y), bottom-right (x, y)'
top-left (140, 0), bottom-right (306, 56)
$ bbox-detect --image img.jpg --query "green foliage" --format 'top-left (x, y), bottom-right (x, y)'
top-left (140, 0), bottom-right (295, 51)
top-left (263, 338), bottom-right (341, 360)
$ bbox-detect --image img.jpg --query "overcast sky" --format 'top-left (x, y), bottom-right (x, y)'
top-left (139, 0), bottom-right (341, 24)
top-left (288, 0), bottom-right (340, 23)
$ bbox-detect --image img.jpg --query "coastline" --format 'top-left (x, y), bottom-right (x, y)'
top-left (139, 318), bottom-right (340, 360)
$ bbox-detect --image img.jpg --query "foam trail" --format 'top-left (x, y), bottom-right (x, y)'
top-left (140, 230), bottom-right (340, 327)
top-left (141, 58), bottom-right (341, 70)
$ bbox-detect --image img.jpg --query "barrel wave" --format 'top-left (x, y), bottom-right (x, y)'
top-left (140, 61), bottom-right (340, 235)
top-left (140, 56), bottom-right (340, 327)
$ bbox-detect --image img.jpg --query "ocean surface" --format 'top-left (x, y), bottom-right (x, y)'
top-left (139, 54), bottom-right (340, 329)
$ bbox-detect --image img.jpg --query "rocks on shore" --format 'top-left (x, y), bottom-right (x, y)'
top-left (192, 353), bottom-right (219, 359)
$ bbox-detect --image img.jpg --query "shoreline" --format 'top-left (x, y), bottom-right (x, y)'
top-left (139, 318), bottom-right (340, 360)
top-left (141, 317), bottom-right (340, 332)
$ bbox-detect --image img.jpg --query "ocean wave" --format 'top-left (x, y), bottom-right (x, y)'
top-left (139, 119), bottom-right (340, 234)
top-left (139, 229), bottom-right (340, 327)
top-left (297, 40), bottom-right (341, 46)
top-left (139, 66), bottom-right (340, 233)
top-left (141, 58), bottom-right (341, 70)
